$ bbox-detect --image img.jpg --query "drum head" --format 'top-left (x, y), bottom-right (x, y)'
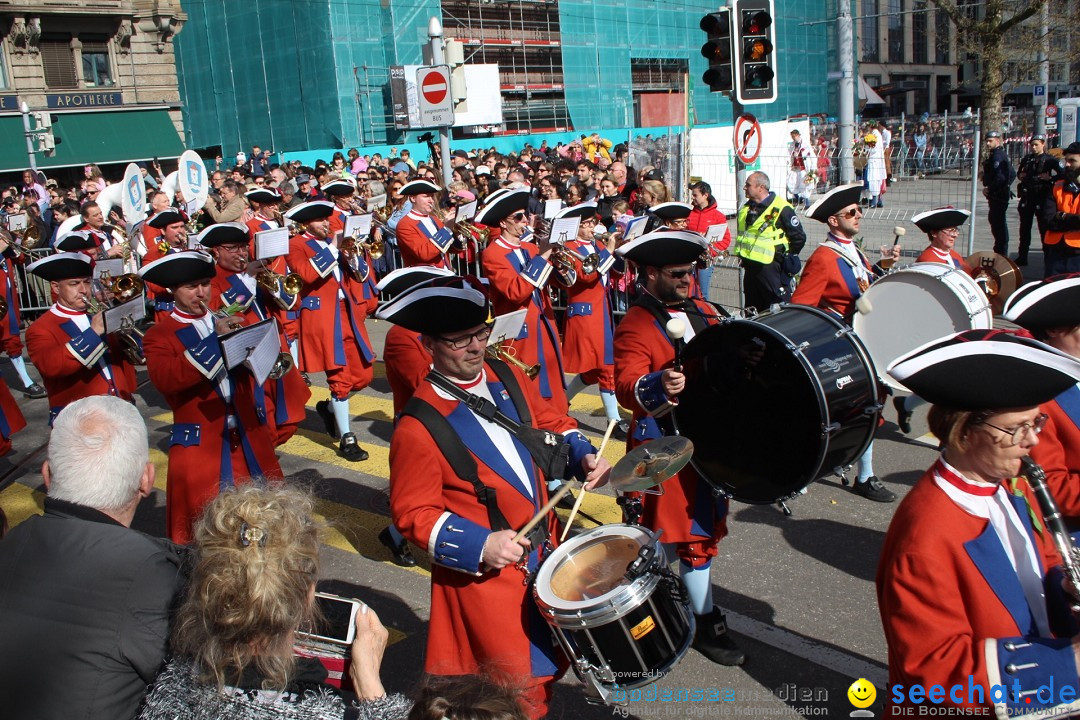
top-left (672, 307), bottom-right (878, 503)
top-left (852, 264), bottom-right (992, 391)
top-left (535, 525), bottom-right (653, 612)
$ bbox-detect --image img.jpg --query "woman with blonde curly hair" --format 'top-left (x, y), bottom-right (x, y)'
top-left (139, 484), bottom-right (410, 720)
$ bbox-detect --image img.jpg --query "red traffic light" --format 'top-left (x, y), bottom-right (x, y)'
top-left (743, 10), bottom-right (772, 35)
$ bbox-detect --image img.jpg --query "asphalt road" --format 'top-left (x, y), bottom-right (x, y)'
top-left (0, 177), bottom-right (1045, 718)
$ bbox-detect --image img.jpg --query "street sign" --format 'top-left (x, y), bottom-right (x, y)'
top-left (1034, 84), bottom-right (1046, 99)
top-left (733, 114), bottom-right (762, 164)
top-left (1046, 104), bottom-right (1058, 118)
top-left (1047, 116), bottom-right (1058, 128)
top-left (417, 65), bottom-right (453, 128)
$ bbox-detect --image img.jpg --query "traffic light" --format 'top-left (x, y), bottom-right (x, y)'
top-left (32, 112), bottom-right (58, 156)
top-left (445, 38), bottom-right (468, 111)
top-left (699, 10), bottom-right (733, 94)
top-left (735, 0), bottom-right (777, 105)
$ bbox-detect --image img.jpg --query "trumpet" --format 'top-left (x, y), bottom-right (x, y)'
top-left (256, 264), bottom-right (304, 308)
top-left (340, 234), bottom-right (384, 261)
top-left (485, 339), bottom-right (540, 379)
top-left (452, 219), bottom-right (491, 249)
top-left (99, 271), bottom-right (145, 303)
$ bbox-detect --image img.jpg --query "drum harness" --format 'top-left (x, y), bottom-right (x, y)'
top-left (401, 358), bottom-right (575, 582)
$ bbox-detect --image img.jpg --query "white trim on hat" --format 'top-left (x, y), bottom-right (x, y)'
top-left (887, 337), bottom-right (1080, 387)
top-left (399, 180), bottom-right (442, 196)
top-left (375, 265), bottom-right (454, 293)
top-left (1003, 277), bottom-right (1080, 324)
top-left (375, 284), bottom-right (486, 322)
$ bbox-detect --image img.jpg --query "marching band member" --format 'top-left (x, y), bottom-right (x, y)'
top-left (199, 222), bottom-right (309, 447)
top-left (395, 179), bottom-right (455, 268)
top-left (912, 207), bottom-right (973, 272)
top-left (1004, 275), bottom-right (1080, 528)
top-left (383, 275), bottom-right (609, 719)
top-left (75, 201), bottom-right (126, 259)
top-left (372, 265), bottom-right (456, 567)
top-left (557, 203), bottom-right (627, 437)
top-left (477, 189), bottom-right (571, 415)
top-left (323, 177), bottom-right (363, 237)
top-left (878, 329), bottom-right (1080, 717)
top-left (285, 200), bottom-right (377, 462)
top-left (140, 208), bottom-right (189, 322)
top-left (140, 191), bottom-right (171, 255)
top-left (787, 128), bottom-right (815, 210)
top-left (25, 253), bottom-right (137, 425)
top-left (792, 184), bottom-right (900, 502)
top-left (140, 251), bottom-right (282, 544)
top-left (613, 229), bottom-right (745, 667)
top-left (0, 230), bottom-right (44, 399)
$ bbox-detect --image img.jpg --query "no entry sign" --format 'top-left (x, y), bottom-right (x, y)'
top-left (733, 114), bottom-right (762, 165)
top-left (417, 65), bottom-right (453, 128)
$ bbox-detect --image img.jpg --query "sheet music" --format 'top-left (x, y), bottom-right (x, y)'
top-left (704, 223), bottom-right (727, 246)
top-left (343, 213), bottom-right (372, 240)
top-left (367, 194), bottom-right (387, 210)
top-left (255, 227), bottom-right (290, 260)
top-left (6, 213), bottom-right (26, 232)
top-left (457, 200), bottom-right (477, 221)
top-left (103, 295), bottom-right (146, 334)
top-left (219, 318), bottom-right (280, 385)
top-left (549, 216), bottom-right (581, 245)
top-left (544, 199), bottom-right (564, 219)
top-left (93, 259), bottom-right (126, 279)
top-left (488, 309), bottom-right (527, 346)
top-left (622, 215), bottom-right (648, 241)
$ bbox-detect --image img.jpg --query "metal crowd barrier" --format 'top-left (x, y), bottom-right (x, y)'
top-left (16, 247), bottom-right (55, 321)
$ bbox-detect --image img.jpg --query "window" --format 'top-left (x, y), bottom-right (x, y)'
top-left (935, 10), bottom-right (950, 64)
top-left (861, 0), bottom-right (879, 61)
top-left (40, 34), bottom-right (77, 89)
top-left (1050, 63), bottom-right (1066, 83)
top-left (912, 0), bottom-right (928, 64)
top-left (0, 50), bottom-right (8, 89)
top-left (888, 0), bottom-right (905, 63)
top-left (80, 36), bottom-right (113, 87)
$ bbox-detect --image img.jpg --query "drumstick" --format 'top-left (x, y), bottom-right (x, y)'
top-left (892, 225), bottom-right (906, 246)
top-left (665, 318), bottom-right (687, 372)
top-left (513, 481), bottom-right (579, 545)
top-left (560, 418), bottom-right (619, 542)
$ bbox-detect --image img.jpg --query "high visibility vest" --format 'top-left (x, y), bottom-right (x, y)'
top-left (1045, 181), bottom-right (1080, 248)
top-left (734, 195), bottom-right (792, 264)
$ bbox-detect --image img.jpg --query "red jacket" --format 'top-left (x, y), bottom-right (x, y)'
top-left (1031, 385), bottom-right (1080, 526)
top-left (383, 324), bottom-right (431, 417)
top-left (687, 202), bottom-right (731, 254)
top-left (561, 239), bottom-right (618, 374)
top-left (791, 240), bottom-right (877, 322)
top-left (916, 246), bottom-right (973, 274)
top-left (396, 211), bottom-right (450, 268)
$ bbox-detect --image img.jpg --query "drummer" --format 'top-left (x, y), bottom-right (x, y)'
top-left (912, 207), bottom-right (973, 273)
top-left (383, 274), bottom-right (610, 719)
top-left (878, 329), bottom-right (1080, 716)
top-left (791, 183), bottom-right (899, 503)
top-left (893, 207), bottom-right (973, 433)
top-left (612, 229), bottom-right (746, 666)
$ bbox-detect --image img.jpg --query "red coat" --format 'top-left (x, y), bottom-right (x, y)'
top-left (144, 312), bottom-right (282, 544)
top-left (389, 361), bottom-right (594, 711)
top-left (246, 215), bottom-right (300, 343)
top-left (25, 306), bottom-right (137, 424)
top-left (0, 380), bottom-right (25, 453)
top-left (396, 211), bottom-right (450, 268)
top-left (481, 238), bottom-right (568, 415)
top-left (687, 202), bottom-right (731, 254)
top-left (791, 240), bottom-right (878, 322)
top-left (209, 267), bottom-right (310, 446)
top-left (383, 324), bottom-right (431, 417)
top-left (877, 463), bottom-right (1077, 716)
top-left (286, 232), bottom-right (378, 374)
top-left (613, 298), bottom-right (726, 544)
top-left (0, 252), bottom-right (24, 356)
top-left (1031, 385), bottom-right (1080, 526)
top-left (140, 243), bottom-right (180, 321)
top-left (561, 240), bottom-right (617, 374)
top-left (916, 246), bottom-right (974, 274)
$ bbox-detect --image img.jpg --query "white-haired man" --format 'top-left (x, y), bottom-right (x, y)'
top-left (0, 395), bottom-right (185, 719)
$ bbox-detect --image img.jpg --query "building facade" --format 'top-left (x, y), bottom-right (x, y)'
top-left (0, 0), bottom-right (187, 173)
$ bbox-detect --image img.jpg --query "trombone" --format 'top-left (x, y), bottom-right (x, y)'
top-left (485, 338), bottom-right (540, 379)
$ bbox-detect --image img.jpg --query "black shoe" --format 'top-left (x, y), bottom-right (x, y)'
top-left (379, 526), bottom-right (416, 567)
top-left (1015, 254), bottom-right (1028, 266)
top-left (611, 420), bottom-right (630, 442)
top-left (301, 372), bottom-right (311, 386)
top-left (23, 382), bottom-right (46, 399)
top-left (853, 476), bottom-right (897, 503)
top-left (693, 608), bottom-right (747, 666)
top-left (315, 399), bottom-right (339, 439)
top-left (339, 432), bottom-right (369, 462)
top-left (893, 396), bottom-right (912, 434)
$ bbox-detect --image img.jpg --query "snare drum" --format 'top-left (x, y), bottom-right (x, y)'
top-left (533, 524), bottom-right (693, 704)
top-left (852, 262), bottom-right (992, 391)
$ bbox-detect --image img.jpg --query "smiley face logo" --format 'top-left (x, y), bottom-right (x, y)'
top-left (847, 678), bottom-right (876, 708)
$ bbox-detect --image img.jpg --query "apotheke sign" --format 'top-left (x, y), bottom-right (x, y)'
top-left (46, 92), bottom-right (124, 109)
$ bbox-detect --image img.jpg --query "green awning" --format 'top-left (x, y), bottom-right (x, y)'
top-left (0, 108), bottom-right (185, 172)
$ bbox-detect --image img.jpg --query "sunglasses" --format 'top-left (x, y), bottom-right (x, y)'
top-left (660, 267), bottom-right (694, 279)
top-left (509, 212), bottom-right (526, 222)
top-left (834, 207), bottom-right (862, 219)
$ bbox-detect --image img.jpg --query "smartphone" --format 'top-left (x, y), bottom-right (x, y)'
top-left (297, 592), bottom-right (362, 646)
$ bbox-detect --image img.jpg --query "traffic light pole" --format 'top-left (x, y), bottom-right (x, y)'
top-left (19, 102), bottom-right (38, 174)
top-left (729, 0), bottom-right (747, 209)
top-left (428, 17), bottom-right (453, 187)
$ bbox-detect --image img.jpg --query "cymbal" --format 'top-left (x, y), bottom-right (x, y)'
top-left (610, 436), bottom-right (695, 492)
top-left (965, 251), bottom-right (1022, 314)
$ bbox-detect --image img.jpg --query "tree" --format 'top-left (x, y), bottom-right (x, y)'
top-left (928, 0), bottom-right (1047, 142)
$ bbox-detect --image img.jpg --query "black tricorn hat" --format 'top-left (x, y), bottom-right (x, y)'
top-left (474, 189), bottom-right (531, 227)
top-left (616, 229), bottom-right (706, 267)
top-left (1003, 274), bottom-right (1080, 330)
top-left (284, 201), bottom-right (334, 224)
top-left (138, 250), bottom-right (216, 288)
top-left (27, 252), bottom-right (93, 281)
top-left (806, 184), bottom-right (863, 223)
top-left (912, 207), bottom-right (970, 233)
top-left (374, 265), bottom-right (455, 297)
top-left (147, 208), bottom-right (186, 229)
top-left (375, 275), bottom-right (491, 335)
top-left (196, 222), bottom-right (250, 248)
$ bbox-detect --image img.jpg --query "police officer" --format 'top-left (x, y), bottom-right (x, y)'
top-left (1043, 141), bottom-right (1080, 277)
top-left (1015, 134), bottom-right (1062, 266)
top-left (733, 171), bottom-right (806, 311)
top-left (981, 131), bottom-right (1015, 256)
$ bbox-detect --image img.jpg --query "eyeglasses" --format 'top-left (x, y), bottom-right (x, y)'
top-left (660, 267), bottom-right (695, 279)
top-left (979, 413), bottom-right (1048, 446)
top-left (509, 212), bottom-right (527, 222)
top-left (580, 217), bottom-right (598, 225)
top-left (217, 244), bottom-right (249, 253)
top-left (937, 227), bottom-right (960, 236)
top-left (833, 207), bottom-right (862, 219)
top-left (437, 323), bottom-right (494, 350)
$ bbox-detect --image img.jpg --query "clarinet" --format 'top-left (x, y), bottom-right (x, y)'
top-left (1021, 456), bottom-right (1080, 610)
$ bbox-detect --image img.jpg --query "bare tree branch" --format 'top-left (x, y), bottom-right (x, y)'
top-left (998, 0), bottom-right (1047, 34)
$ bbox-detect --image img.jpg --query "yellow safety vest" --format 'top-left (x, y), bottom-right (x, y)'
top-left (734, 195), bottom-right (792, 264)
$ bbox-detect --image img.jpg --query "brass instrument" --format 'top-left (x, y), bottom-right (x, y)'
top-left (256, 264), bottom-right (304, 309)
top-left (267, 352), bottom-right (294, 381)
top-left (340, 234), bottom-right (384, 261)
top-left (453, 219), bottom-right (491, 249)
top-left (116, 316), bottom-right (146, 365)
top-left (109, 224), bottom-right (131, 260)
top-left (99, 271), bottom-right (145, 303)
top-left (81, 277), bottom-right (148, 364)
top-left (485, 339), bottom-right (540, 379)
top-left (580, 252), bottom-right (600, 274)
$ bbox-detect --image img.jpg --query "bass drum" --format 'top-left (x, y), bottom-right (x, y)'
top-left (672, 305), bottom-right (879, 503)
top-left (852, 262), bottom-right (992, 392)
